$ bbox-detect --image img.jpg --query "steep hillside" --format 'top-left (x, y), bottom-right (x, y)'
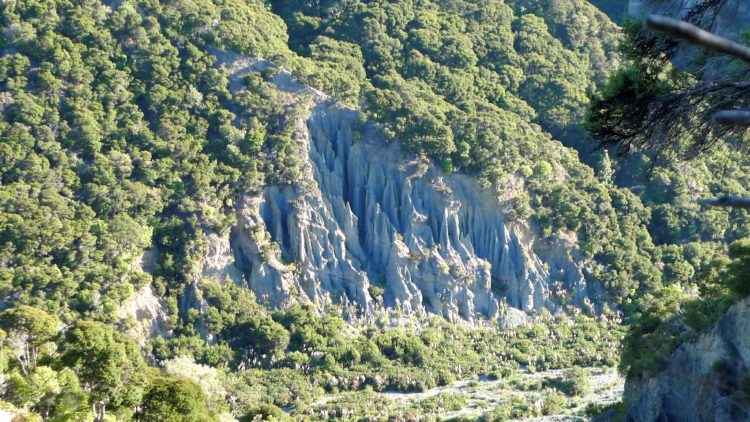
top-left (625, 296), bottom-right (750, 421)
top-left (0, 0), bottom-right (667, 324)
top-left (193, 48), bottom-right (602, 324)
top-left (587, 1), bottom-right (750, 420)
top-left (0, 0), bottom-right (636, 419)
top-left (1, 0), bottom-right (748, 419)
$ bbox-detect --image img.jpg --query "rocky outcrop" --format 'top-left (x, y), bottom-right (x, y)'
top-left (624, 297), bottom-right (750, 421)
top-left (198, 50), bottom-right (596, 323)
top-left (197, 233), bottom-right (243, 286)
top-left (119, 285), bottom-right (169, 346)
top-left (498, 306), bottom-right (530, 330)
top-left (122, 249), bottom-right (169, 345)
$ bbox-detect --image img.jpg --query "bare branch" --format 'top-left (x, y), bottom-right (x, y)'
top-left (712, 110), bottom-right (750, 126)
top-left (646, 15), bottom-right (750, 63)
top-left (703, 195), bottom-right (750, 208)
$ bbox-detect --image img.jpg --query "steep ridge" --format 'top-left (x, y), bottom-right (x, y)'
top-left (618, 1), bottom-right (750, 420)
top-left (624, 297), bottom-right (750, 421)
top-left (200, 51), bottom-right (595, 322)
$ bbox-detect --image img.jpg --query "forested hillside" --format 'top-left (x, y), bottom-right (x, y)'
top-left (588, 0), bottom-right (629, 22)
top-left (585, 3), bottom-right (750, 418)
top-left (0, 0), bottom-right (749, 419)
top-left (1, 0), bottom-right (668, 320)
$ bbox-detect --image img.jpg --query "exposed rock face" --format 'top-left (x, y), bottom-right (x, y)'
top-left (177, 233), bottom-right (245, 339)
top-left (119, 285), bottom-right (169, 346)
top-left (198, 50), bottom-right (594, 323)
top-left (628, 0), bottom-right (750, 79)
top-left (624, 297), bottom-right (750, 422)
top-left (498, 306), bottom-right (530, 330)
top-left (123, 249), bottom-right (169, 345)
top-left (196, 232), bottom-right (243, 286)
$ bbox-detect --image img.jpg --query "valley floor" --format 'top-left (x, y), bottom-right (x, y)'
top-left (300, 366), bottom-right (624, 420)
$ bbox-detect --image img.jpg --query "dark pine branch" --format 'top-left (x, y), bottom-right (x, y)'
top-left (712, 110), bottom-right (750, 127)
top-left (703, 196), bottom-right (750, 208)
top-left (646, 15), bottom-right (750, 63)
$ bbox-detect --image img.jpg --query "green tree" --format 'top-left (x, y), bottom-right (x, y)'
top-left (726, 239), bottom-right (750, 297)
top-left (138, 375), bottom-right (216, 421)
top-left (60, 321), bottom-right (147, 421)
top-left (240, 403), bottom-right (291, 421)
top-left (6, 366), bottom-right (62, 417)
top-left (0, 306), bottom-right (60, 375)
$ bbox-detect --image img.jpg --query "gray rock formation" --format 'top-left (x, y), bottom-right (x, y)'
top-left (121, 249), bottom-right (169, 345)
top-left (197, 233), bottom-right (243, 285)
top-left (498, 306), bottom-right (530, 330)
top-left (118, 285), bottom-right (170, 346)
top-left (624, 297), bottom-right (750, 422)
top-left (195, 50), bottom-right (595, 323)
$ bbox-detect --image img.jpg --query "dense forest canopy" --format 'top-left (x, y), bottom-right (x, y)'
top-left (0, 0), bottom-right (749, 419)
top-left (585, 10), bottom-right (750, 382)
top-left (0, 0), bottom-right (662, 325)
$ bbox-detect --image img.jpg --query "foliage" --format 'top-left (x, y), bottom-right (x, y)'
top-left (0, 307), bottom-right (219, 420)
top-left (137, 374), bottom-right (217, 422)
top-left (162, 355), bottom-right (228, 410)
top-left (60, 321), bottom-right (148, 419)
top-left (481, 389), bottom-right (568, 420)
top-left (216, 308), bottom-right (622, 416)
top-left (619, 239), bottom-right (750, 378)
top-left (544, 367), bottom-right (591, 397)
top-left (0, 306), bottom-right (60, 374)
top-left (726, 239), bottom-right (750, 297)
top-left (590, 15), bottom-right (750, 385)
top-left (584, 400), bottom-right (626, 420)
top-left (587, 17), bottom-right (750, 160)
top-left (239, 403), bottom-right (292, 421)
top-left (1, 0), bottom-right (748, 419)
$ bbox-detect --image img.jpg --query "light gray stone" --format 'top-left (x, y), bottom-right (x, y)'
top-left (625, 297), bottom-right (750, 422)
top-left (118, 285), bottom-right (169, 346)
top-left (229, 96), bottom-right (590, 321)
top-left (196, 49), bottom-right (596, 323)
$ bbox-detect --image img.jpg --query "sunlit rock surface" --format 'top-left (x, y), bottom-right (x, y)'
top-left (198, 50), bottom-right (595, 322)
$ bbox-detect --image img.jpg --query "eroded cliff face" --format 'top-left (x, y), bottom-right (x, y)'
top-left (121, 249), bottom-right (170, 346)
top-left (193, 51), bottom-right (595, 323)
top-left (624, 297), bottom-right (750, 422)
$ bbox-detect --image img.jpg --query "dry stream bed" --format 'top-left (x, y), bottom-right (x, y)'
top-left (302, 366), bottom-right (623, 420)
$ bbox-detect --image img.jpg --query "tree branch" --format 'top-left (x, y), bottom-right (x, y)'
top-left (703, 195), bottom-right (750, 208)
top-left (646, 15), bottom-right (750, 63)
top-left (712, 110), bottom-right (750, 126)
